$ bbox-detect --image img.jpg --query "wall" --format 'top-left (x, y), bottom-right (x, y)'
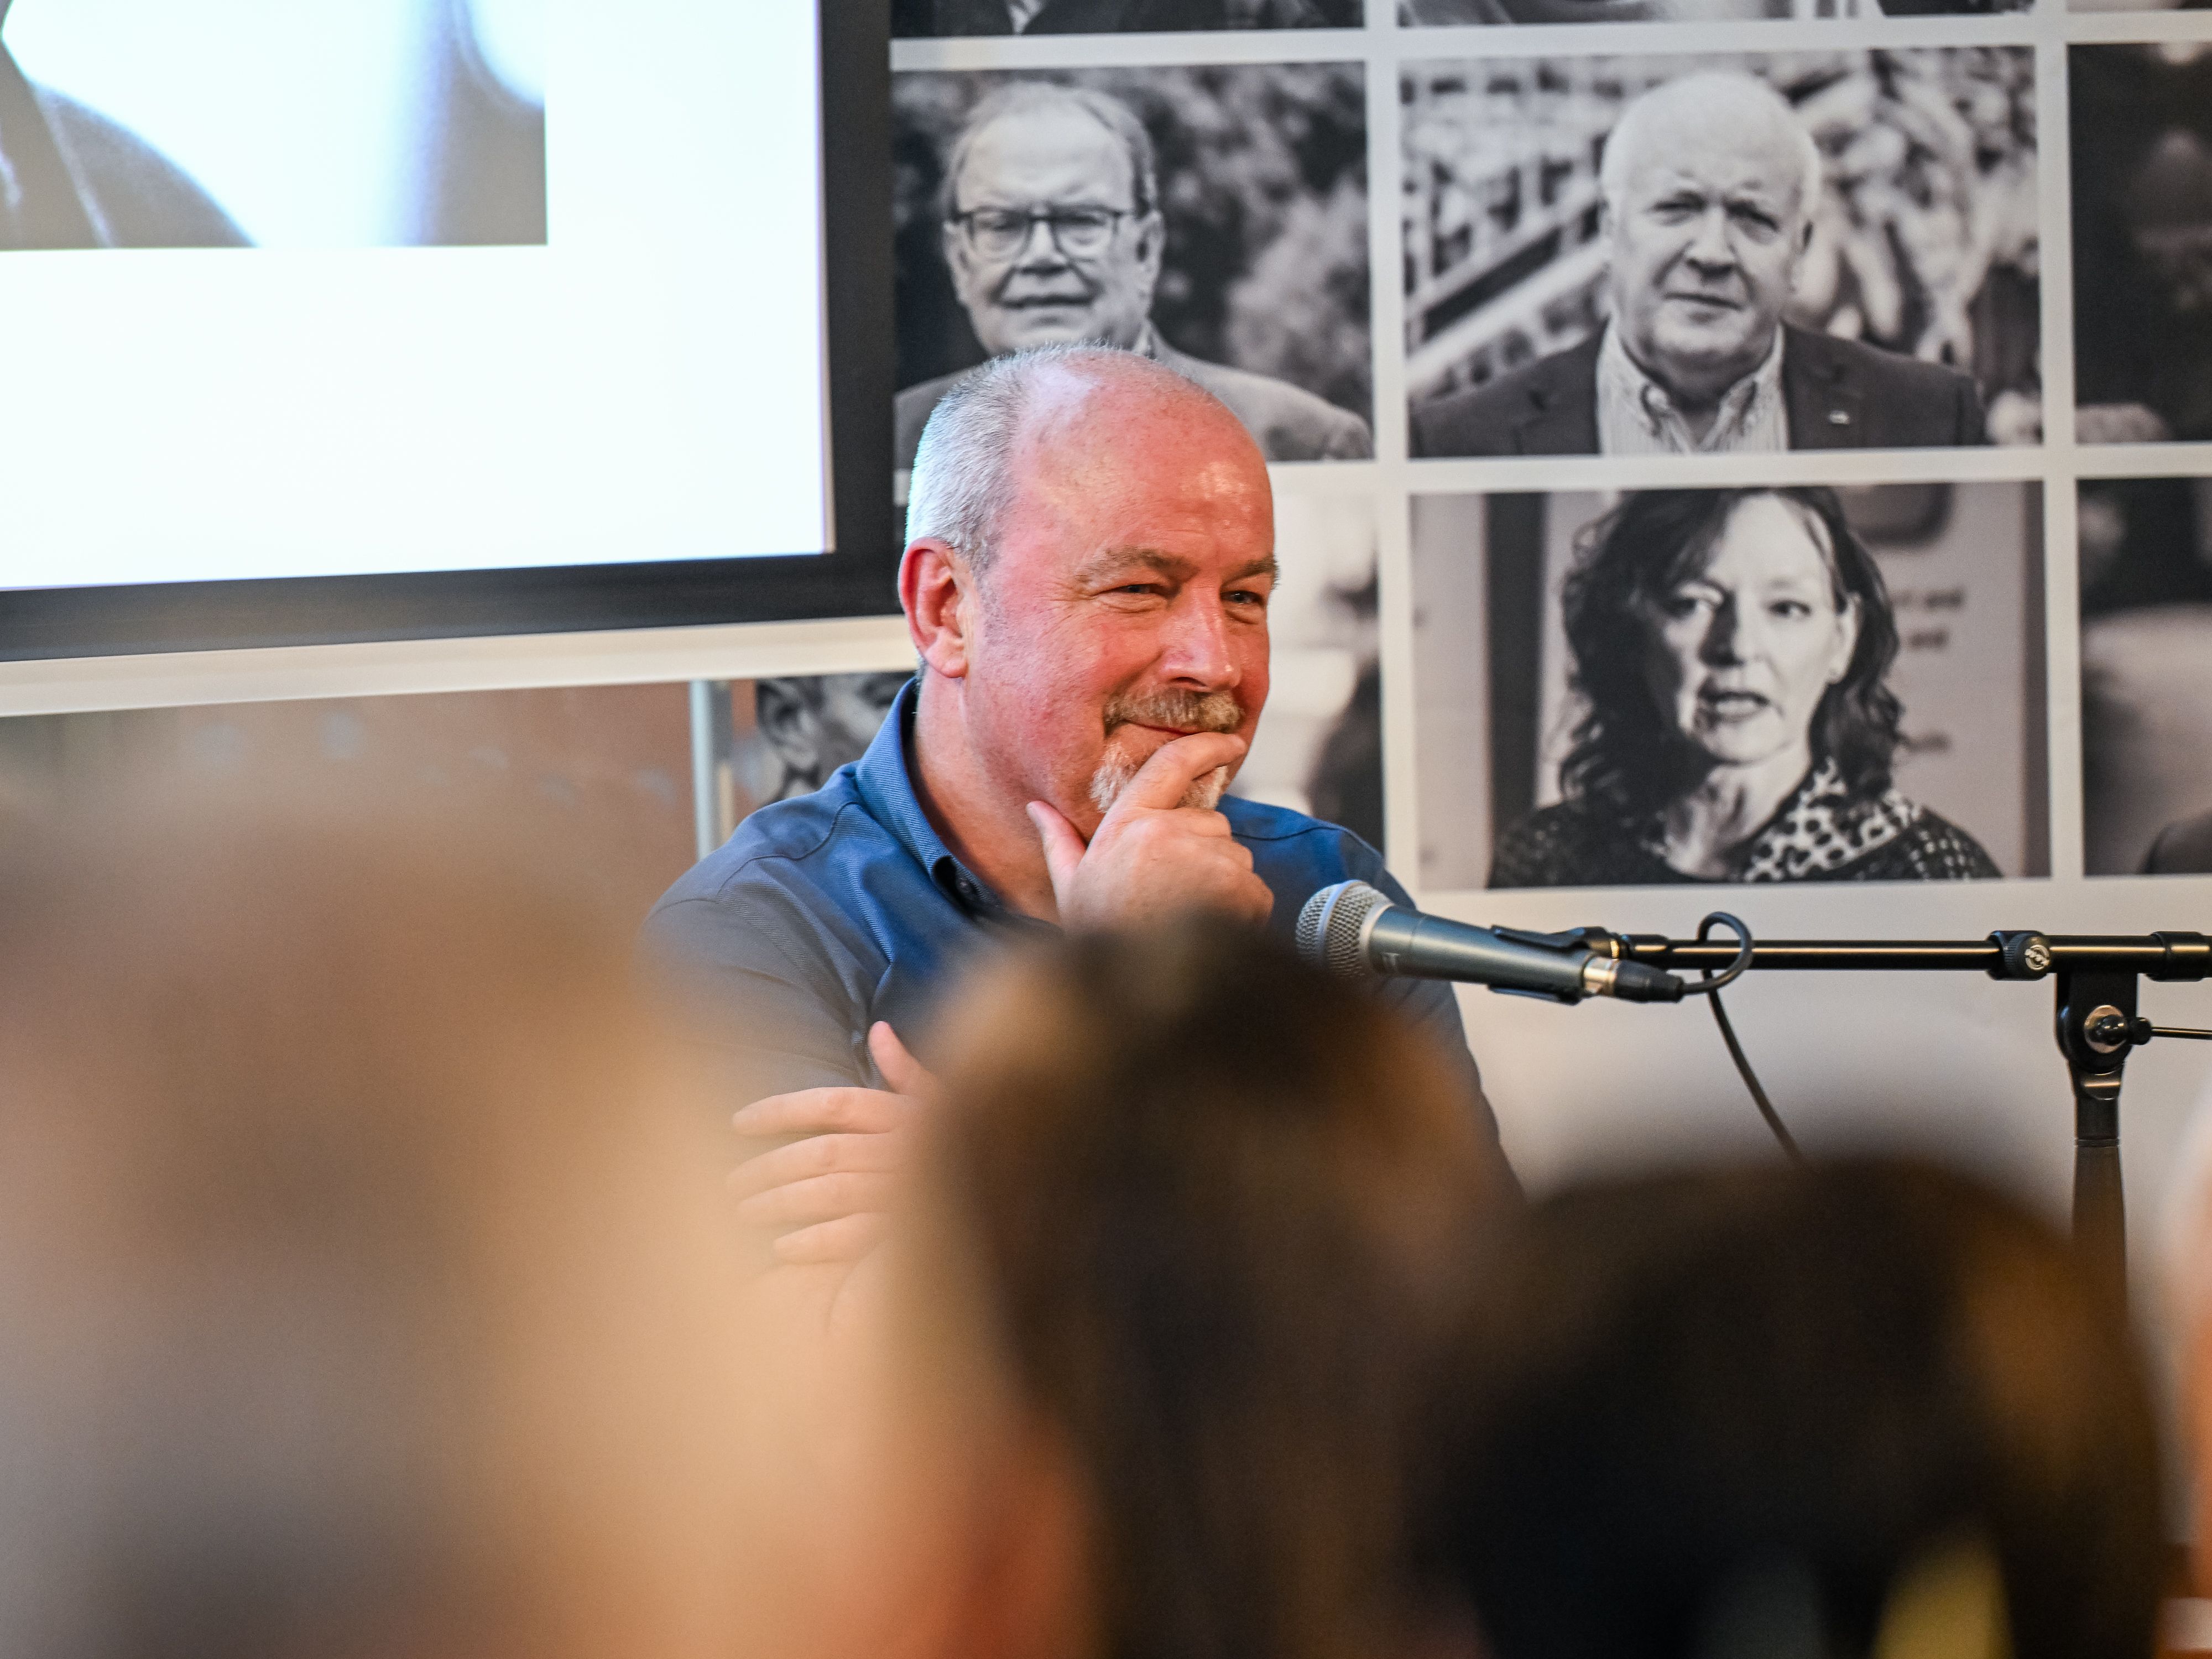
top-left (887, 1), bottom-right (2212, 1338)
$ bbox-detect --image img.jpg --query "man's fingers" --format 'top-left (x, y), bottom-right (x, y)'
top-left (770, 1212), bottom-right (891, 1266)
top-left (728, 1129), bottom-right (904, 1202)
top-left (732, 1084), bottom-right (909, 1139)
top-left (1027, 800), bottom-right (1089, 899)
top-left (737, 1171), bottom-right (894, 1232)
top-left (1110, 731), bottom-right (1247, 817)
top-left (868, 1021), bottom-right (936, 1098)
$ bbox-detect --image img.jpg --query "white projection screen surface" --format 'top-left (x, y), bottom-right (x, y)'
top-left (0, 0), bottom-right (832, 591)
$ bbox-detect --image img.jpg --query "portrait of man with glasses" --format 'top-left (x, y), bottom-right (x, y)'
top-left (894, 81), bottom-right (1374, 474)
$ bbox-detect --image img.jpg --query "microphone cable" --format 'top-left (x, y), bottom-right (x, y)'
top-left (1675, 912), bottom-right (1800, 1161)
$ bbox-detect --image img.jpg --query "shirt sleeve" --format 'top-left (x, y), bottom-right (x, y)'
top-left (1338, 839), bottom-right (1513, 1179)
top-left (637, 892), bottom-right (877, 1107)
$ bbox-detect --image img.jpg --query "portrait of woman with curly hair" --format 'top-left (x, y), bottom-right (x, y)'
top-left (1488, 487), bottom-right (2000, 888)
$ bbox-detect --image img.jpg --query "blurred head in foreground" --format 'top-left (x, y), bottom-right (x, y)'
top-left (921, 917), bottom-right (1500, 1659)
top-left (1419, 1159), bottom-right (2161, 1659)
top-left (0, 809), bottom-right (769, 1659)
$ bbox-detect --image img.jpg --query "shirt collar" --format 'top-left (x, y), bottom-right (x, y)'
top-left (1598, 322), bottom-right (1786, 450)
top-left (852, 676), bottom-right (1009, 917)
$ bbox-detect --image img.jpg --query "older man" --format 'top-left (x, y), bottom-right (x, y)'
top-left (896, 84), bottom-right (1370, 474)
top-left (646, 345), bottom-right (1499, 1264)
top-left (1413, 71), bottom-right (1986, 457)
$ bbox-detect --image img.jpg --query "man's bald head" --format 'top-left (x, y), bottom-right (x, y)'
top-left (905, 343), bottom-right (1264, 581)
top-left (900, 343), bottom-right (1274, 844)
top-left (1599, 71), bottom-right (1823, 223)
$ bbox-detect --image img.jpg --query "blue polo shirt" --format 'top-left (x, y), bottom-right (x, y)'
top-left (641, 681), bottom-right (1498, 1150)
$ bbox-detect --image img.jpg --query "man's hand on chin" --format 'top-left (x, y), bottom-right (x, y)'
top-left (1026, 731), bottom-right (1274, 932)
top-left (729, 1021), bottom-right (932, 1269)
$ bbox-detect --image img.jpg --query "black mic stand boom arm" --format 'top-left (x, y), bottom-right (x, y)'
top-left (1575, 926), bottom-right (2212, 1316)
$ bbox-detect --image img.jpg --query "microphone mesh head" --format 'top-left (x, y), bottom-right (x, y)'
top-left (1295, 880), bottom-right (1389, 979)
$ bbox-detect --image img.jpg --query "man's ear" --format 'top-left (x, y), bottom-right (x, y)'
top-left (1134, 210), bottom-right (1166, 284)
top-left (903, 539), bottom-right (978, 681)
top-left (1131, 212), bottom-right (1167, 319)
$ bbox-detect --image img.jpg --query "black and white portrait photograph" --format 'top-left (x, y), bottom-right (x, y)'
top-left (1404, 52), bottom-right (2039, 457)
top-left (1402, 0), bottom-right (2019, 22)
top-left (895, 0), bottom-right (1360, 33)
top-left (2079, 478), bottom-right (2212, 874)
top-left (893, 67), bottom-right (1372, 486)
top-left (2072, 46), bottom-right (2212, 444)
top-left (744, 672), bottom-right (917, 805)
top-left (1411, 482), bottom-right (2047, 890)
top-left (0, 0), bottom-right (544, 248)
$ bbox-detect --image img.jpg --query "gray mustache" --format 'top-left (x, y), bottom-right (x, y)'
top-left (1102, 689), bottom-right (1243, 736)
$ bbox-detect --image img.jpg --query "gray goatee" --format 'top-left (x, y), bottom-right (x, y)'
top-left (1087, 688), bottom-right (1241, 815)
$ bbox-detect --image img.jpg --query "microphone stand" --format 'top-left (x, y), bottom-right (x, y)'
top-left (1584, 927), bottom-right (2212, 1318)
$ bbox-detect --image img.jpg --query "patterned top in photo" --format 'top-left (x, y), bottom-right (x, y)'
top-left (1490, 760), bottom-right (1999, 888)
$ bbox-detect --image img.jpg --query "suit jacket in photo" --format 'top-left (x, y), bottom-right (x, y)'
top-left (1410, 325), bottom-right (1987, 457)
top-left (896, 339), bottom-right (1373, 469)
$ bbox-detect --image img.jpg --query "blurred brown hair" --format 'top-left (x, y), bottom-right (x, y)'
top-left (922, 917), bottom-right (1503, 1659)
top-left (0, 802), bottom-right (753, 1659)
top-left (1418, 1159), bottom-right (2163, 1659)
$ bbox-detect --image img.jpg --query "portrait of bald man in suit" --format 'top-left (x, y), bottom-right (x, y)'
top-left (1412, 72), bottom-right (1987, 457)
top-left (896, 82), bottom-right (1373, 472)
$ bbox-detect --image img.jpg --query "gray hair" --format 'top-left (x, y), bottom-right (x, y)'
top-left (940, 82), bottom-right (1159, 221)
top-left (905, 343), bottom-right (1196, 577)
top-left (1598, 71), bottom-right (1825, 223)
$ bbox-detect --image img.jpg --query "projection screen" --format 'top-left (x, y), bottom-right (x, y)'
top-left (0, 0), bottom-right (894, 662)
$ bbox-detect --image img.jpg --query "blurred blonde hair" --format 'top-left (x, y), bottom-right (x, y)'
top-left (0, 802), bottom-right (754, 1659)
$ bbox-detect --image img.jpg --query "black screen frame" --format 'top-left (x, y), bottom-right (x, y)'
top-left (0, 0), bottom-right (896, 663)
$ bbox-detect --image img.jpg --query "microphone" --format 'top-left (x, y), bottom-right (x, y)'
top-left (1295, 881), bottom-right (1686, 1004)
